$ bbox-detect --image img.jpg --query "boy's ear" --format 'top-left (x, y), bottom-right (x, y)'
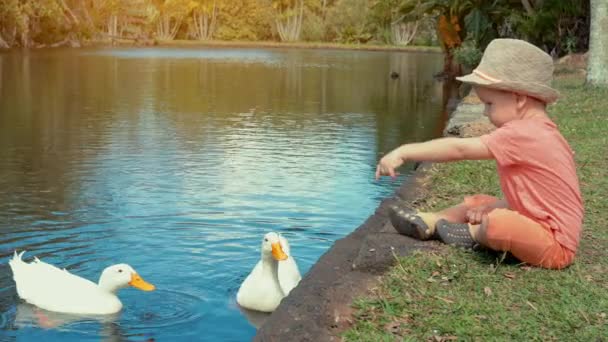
top-left (516, 93), bottom-right (528, 111)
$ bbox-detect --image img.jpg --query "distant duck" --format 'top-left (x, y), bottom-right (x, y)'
top-left (9, 251), bottom-right (155, 315)
top-left (390, 71), bottom-right (400, 79)
top-left (278, 234), bottom-right (301, 296)
top-left (238, 232), bottom-right (303, 312)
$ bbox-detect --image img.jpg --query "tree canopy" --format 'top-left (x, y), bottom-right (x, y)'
top-left (0, 0), bottom-right (592, 69)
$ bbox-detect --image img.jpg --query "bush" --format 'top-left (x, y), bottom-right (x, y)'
top-left (325, 0), bottom-right (372, 43)
top-left (214, 0), bottom-right (274, 41)
top-left (454, 40), bottom-right (483, 70)
top-left (301, 10), bottom-right (327, 42)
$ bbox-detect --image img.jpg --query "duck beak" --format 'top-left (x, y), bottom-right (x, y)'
top-left (129, 273), bottom-right (155, 291)
top-left (271, 242), bottom-right (288, 261)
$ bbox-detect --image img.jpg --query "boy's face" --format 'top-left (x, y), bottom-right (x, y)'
top-left (474, 86), bottom-right (520, 127)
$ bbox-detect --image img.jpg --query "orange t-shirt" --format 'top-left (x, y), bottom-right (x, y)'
top-left (480, 116), bottom-right (584, 252)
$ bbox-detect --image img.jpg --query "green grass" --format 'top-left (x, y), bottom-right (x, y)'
top-left (344, 73), bottom-right (608, 341)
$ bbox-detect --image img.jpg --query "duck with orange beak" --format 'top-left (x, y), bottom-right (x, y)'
top-left (237, 232), bottom-right (290, 312)
top-left (9, 251), bottom-right (155, 315)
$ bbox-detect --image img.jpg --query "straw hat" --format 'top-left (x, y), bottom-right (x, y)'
top-left (456, 38), bottom-right (560, 104)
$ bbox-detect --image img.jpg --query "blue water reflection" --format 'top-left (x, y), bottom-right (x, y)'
top-left (0, 47), bottom-right (445, 341)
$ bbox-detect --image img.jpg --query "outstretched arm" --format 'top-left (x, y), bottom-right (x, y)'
top-left (375, 137), bottom-right (493, 179)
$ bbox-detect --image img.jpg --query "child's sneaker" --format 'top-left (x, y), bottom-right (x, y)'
top-left (436, 219), bottom-right (477, 249)
top-left (388, 204), bottom-right (435, 240)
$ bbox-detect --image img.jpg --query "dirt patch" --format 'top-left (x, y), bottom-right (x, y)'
top-left (555, 52), bottom-right (588, 75)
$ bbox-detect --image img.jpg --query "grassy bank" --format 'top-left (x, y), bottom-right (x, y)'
top-left (344, 73), bottom-right (608, 340)
top-left (82, 38), bottom-right (441, 53)
top-left (160, 40), bottom-right (441, 53)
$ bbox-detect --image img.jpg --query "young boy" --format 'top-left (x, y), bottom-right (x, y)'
top-left (376, 39), bottom-right (583, 269)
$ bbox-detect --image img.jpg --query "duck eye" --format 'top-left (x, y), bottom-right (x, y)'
top-left (264, 238), bottom-right (268, 242)
top-left (118, 269), bottom-right (123, 273)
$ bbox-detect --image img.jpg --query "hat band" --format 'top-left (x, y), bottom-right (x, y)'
top-left (473, 69), bottom-right (501, 83)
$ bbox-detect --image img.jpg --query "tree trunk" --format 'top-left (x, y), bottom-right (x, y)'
top-left (521, 0), bottom-right (535, 15)
top-left (275, 0), bottom-right (304, 42)
top-left (157, 16), bottom-right (169, 39)
top-left (322, 0), bottom-right (327, 18)
top-left (170, 18), bottom-right (182, 40)
top-left (392, 21), bottom-right (419, 45)
top-left (193, 10), bottom-right (216, 40)
top-left (443, 49), bottom-right (461, 77)
top-left (157, 15), bottom-right (182, 40)
top-left (58, 0), bottom-right (80, 26)
top-left (107, 15), bottom-right (118, 38)
top-left (20, 13), bottom-right (30, 48)
top-left (587, 0), bottom-right (608, 86)
top-left (0, 34), bottom-right (9, 49)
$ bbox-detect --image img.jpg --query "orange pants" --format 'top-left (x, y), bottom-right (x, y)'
top-left (464, 194), bottom-right (575, 269)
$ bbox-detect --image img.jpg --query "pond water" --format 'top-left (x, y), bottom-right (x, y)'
top-left (0, 46), bottom-right (445, 341)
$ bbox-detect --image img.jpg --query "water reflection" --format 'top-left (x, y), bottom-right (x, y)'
top-left (14, 303), bottom-right (118, 331)
top-left (0, 47), bottom-right (446, 341)
top-left (237, 305), bottom-right (269, 330)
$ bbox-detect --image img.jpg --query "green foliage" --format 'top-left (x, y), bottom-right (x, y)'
top-left (508, 0), bottom-right (588, 56)
top-left (214, 0), bottom-right (274, 41)
top-left (192, 0), bottom-right (216, 15)
top-left (453, 39), bottom-right (482, 70)
top-left (325, 0), bottom-right (373, 43)
top-left (0, 0), bottom-right (591, 52)
top-left (368, 0), bottom-right (400, 43)
top-left (396, 0), bottom-right (512, 50)
top-left (410, 15), bottom-right (437, 46)
top-left (300, 9), bottom-right (327, 41)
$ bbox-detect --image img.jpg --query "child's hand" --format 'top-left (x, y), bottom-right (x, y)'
top-left (466, 205), bottom-right (492, 225)
top-left (375, 150), bottom-right (405, 180)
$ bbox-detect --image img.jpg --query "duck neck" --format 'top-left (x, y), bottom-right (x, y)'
top-left (98, 278), bottom-right (122, 294)
top-left (261, 253), bottom-right (280, 286)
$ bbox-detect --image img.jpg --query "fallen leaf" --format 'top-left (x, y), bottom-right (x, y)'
top-left (384, 321), bottom-right (401, 335)
top-left (520, 266), bottom-right (532, 271)
top-left (432, 271), bottom-right (440, 277)
top-left (503, 272), bottom-right (516, 279)
top-left (484, 287), bottom-right (492, 297)
top-left (526, 300), bottom-right (538, 311)
top-left (430, 335), bottom-right (458, 342)
top-left (578, 308), bottom-right (591, 324)
top-left (435, 296), bottom-right (454, 304)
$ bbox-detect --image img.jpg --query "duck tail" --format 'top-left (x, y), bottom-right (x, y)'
top-left (9, 250), bottom-right (27, 267)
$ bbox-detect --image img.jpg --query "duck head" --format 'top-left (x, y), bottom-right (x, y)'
top-left (261, 232), bottom-right (288, 261)
top-left (98, 264), bottom-right (155, 293)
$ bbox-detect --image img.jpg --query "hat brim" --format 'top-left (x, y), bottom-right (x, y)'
top-left (456, 73), bottom-right (560, 104)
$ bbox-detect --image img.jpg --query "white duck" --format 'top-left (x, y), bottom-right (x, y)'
top-left (278, 234), bottom-right (301, 296)
top-left (237, 232), bottom-right (288, 312)
top-left (9, 251), bottom-right (155, 315)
